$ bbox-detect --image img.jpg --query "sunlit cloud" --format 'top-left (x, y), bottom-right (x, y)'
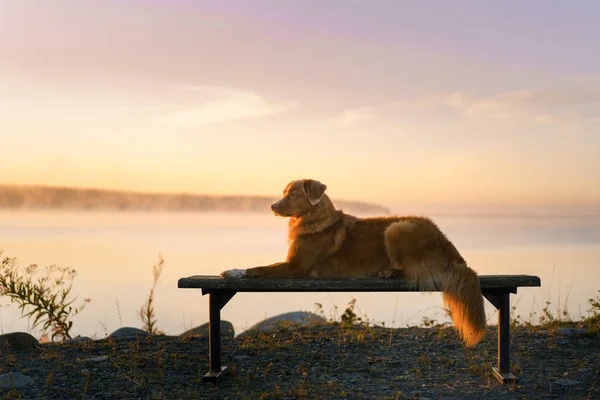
top-left (330, 89), bottom-right (600, 125)
top-left (453, 90), bottom-right (534, 120)
top-left (156, 87), bottom-right (296, 127)
top-left (325, 106), bottom-right (377, 127)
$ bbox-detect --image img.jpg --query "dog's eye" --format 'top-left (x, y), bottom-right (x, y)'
top-left (289, 192), bottom-right (297, 197)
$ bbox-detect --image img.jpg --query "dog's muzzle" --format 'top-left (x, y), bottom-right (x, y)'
top-left (270, 201), bottom-right (279, 214)
top-left (271, 200), bottom-right (285, 216)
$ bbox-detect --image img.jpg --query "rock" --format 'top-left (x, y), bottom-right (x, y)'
top-left (179, 320), bottom-right (234, 338)
top-left (237, 311), bottom-right (326, 337)
top-left (556, 328), bottom-right (585, 336)
top-left (554, 378), bottom-right (581, 387)
top-left (0, 332), bottom-right (39, 351)
top-left (87, 356), bottom-right (109, 362)
top-left (109, 327), bottom-right (149, 339)
top-left (342, 372), bottom-right (363, 382)
top-left (0, 372), bottom-right (35, 389)
top-left (68, 336), bottom-right (94, 343)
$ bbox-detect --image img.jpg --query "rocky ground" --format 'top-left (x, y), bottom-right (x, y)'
top-left (0, 322), bottom-right (598, 399)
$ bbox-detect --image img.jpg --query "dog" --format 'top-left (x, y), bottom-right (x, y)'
top-left (220, 179), bottom-right (486, 347)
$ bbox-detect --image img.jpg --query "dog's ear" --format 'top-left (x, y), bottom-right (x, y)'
top-left (302, 179), bottom-right (327, 205)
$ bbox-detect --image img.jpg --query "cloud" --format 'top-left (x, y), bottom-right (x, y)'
top-left (454, 90), bottom-right (533, 120)
top-left (393, 90), bottom-right (558, 121)
top-left (325, 106), bottom-right (377, 127)
top-left (329, 89), bottom-right (600, 125)
top-left (156, 87), bottom-right (295, 127)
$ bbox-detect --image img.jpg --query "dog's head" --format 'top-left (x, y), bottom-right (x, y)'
top-left (271, 179), bottom-right (328, 217)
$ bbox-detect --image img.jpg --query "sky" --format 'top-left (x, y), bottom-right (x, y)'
top-left (1, 0), bottom-right (600, 214)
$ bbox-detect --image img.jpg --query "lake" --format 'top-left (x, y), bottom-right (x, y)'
top-left (1, 210), bottom-right (599, 339)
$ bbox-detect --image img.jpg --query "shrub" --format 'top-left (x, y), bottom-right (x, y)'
top-left (0, 251), bottom-right (89, 341)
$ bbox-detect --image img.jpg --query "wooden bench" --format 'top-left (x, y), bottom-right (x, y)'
top-left (178, 275), bottom-right (541, 384)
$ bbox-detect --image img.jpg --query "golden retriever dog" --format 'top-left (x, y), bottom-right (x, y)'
top-left (221, 179), bottom-right (486, 347)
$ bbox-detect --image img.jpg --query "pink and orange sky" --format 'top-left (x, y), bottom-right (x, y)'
top-left (1, 1), bottom-right (599, 214)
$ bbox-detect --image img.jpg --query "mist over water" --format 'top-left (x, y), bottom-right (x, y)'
top-left (1, 210), bottom-right (599, 339)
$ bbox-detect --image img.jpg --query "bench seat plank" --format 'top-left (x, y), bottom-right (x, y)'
top-left (178, 274), bottom-right (541, 292)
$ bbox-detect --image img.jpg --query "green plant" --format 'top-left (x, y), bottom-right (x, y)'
top-left (511, 305), bottom-right (522, 328)
top-left (585, 290), bottom-right (600, 333)
top-left (539, 301), bottom-right (556, 325)
top-left (139, 254), bottom-right (165, 334)
top-left (421, 315), bottom-right (438, 327)
top-left (340, 298), bottom-right (362, 326)
top-left (0, 251), bottom-right (89, 341)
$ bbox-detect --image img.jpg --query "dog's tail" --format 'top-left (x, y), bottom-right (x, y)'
top-left (385, 220), bottom-right (486, 347)
top-left (438, 263), bottom-right (487, 347)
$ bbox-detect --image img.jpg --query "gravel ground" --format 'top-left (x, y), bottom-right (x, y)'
top-left (1, 323), bottom-right (598, 399)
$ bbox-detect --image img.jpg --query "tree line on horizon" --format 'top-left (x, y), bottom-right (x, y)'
top-left (0, 184), bottom-right (390, 214)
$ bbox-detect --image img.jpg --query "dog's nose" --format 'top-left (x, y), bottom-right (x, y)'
top-left (270, 203), bottom-right (276, 211)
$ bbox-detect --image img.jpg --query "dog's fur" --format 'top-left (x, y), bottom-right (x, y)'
top-left (220, 179), bottom-right (487, 347)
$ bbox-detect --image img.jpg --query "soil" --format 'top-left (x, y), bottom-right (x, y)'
top-left (1, 323), bottom-right (598, 399)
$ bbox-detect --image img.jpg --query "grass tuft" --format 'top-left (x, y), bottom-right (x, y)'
top-left (139, 254), bottom-right (165, 335)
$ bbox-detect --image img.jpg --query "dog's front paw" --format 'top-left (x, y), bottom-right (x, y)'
top-left (220, 269), bottom-right (247, 279)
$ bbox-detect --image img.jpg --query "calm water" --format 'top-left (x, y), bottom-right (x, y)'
top-left (1, 211), bottom-right (599, 339)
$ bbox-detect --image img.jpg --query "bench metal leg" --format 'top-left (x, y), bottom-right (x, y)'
top-left (202, 291), bottom-right (236, 382)
top-left (483, 289), bottom-right (517, 384)
top-left (492, 292), bottom-right (516, 384)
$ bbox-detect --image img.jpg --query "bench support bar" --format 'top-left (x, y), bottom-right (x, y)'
top-left (202, 287), bottom-right (522, 385)
top-left (483, 289), bottom-right (517, 384)
top-left (203, 291), bottom-right (236, 382)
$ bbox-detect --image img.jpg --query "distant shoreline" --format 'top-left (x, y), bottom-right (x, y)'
top-left (1, 184), bottom-right (599, 219)
top-left (0, 184), bottom-right (391, 215)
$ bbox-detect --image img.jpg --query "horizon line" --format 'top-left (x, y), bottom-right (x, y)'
top-left (1, 182), bottom-right (599, 220)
